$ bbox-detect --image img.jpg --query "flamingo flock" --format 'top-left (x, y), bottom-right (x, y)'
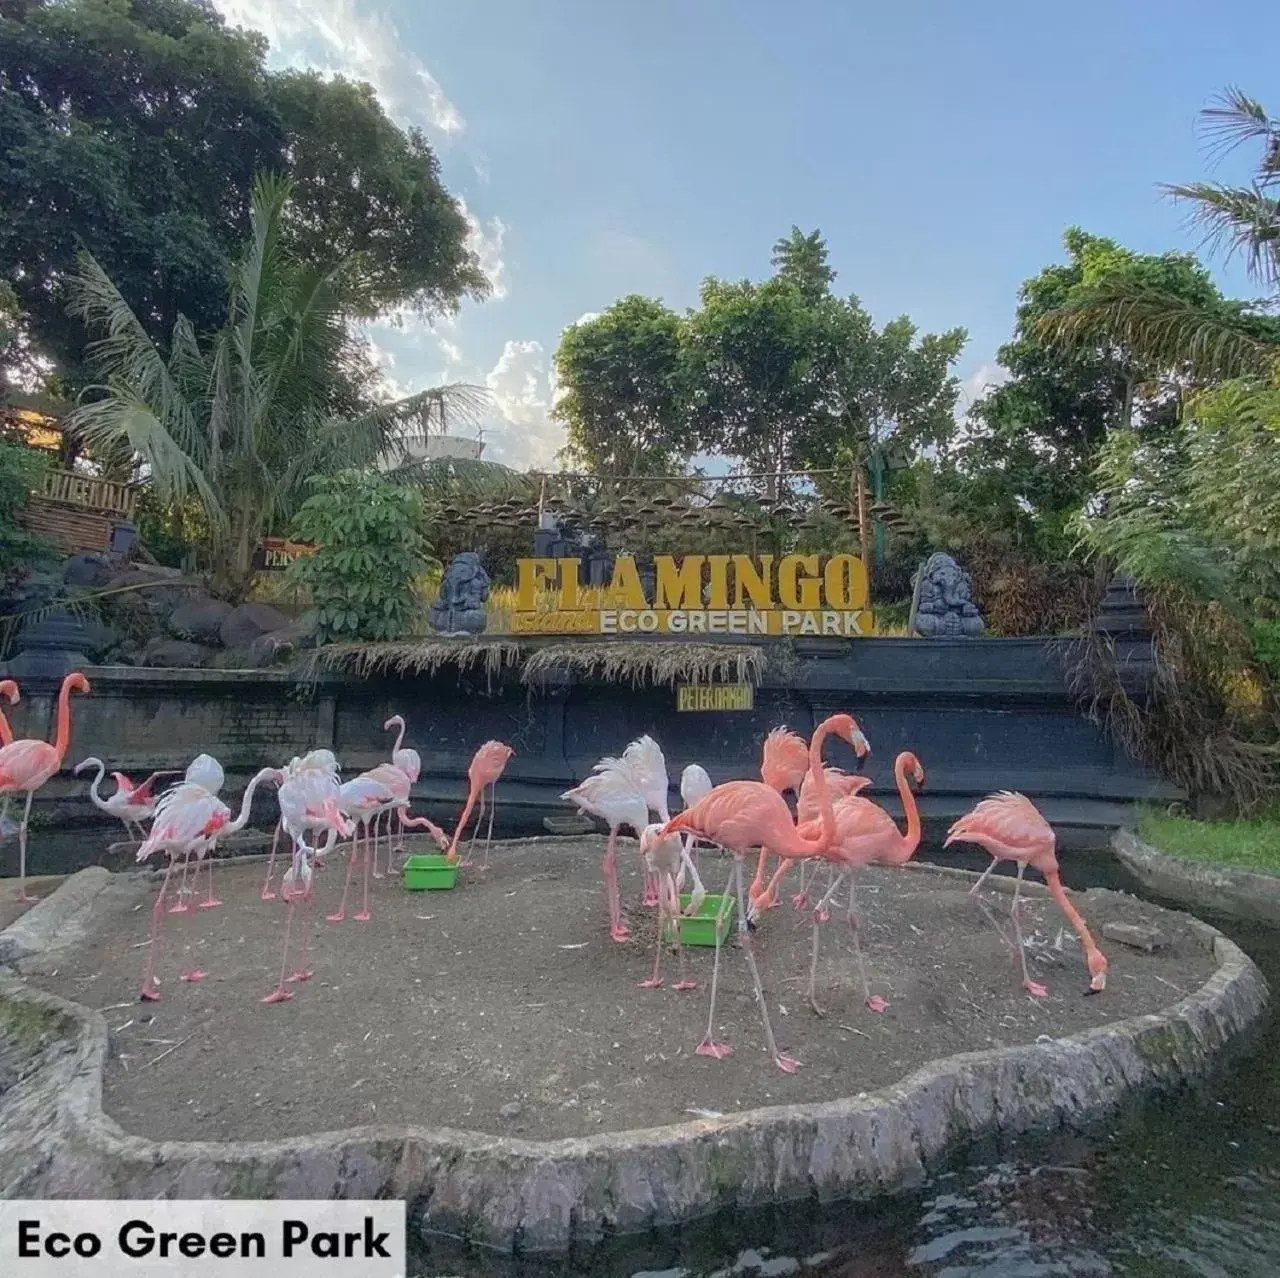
top-left (0, 670), bottom-right (1110, 1076)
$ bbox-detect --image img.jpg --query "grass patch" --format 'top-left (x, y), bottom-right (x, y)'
top-left (1137, 809), bottom-right (1280, 873)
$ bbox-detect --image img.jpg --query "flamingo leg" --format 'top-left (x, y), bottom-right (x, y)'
top-left (754, 854), bottom-right (792, 914)
top-left (355, 820), bottom-right (372, 921)
top-left (669, 870), bottom-right (695, 991)
top-left (16, 790), bottom-right (36, 904)
top-left (747, 847), bottom-right (770, 903)
top-left (169, 849), bottom-right (192, 913)
top-left (198, 852), bottom-right (221, 908)
top-left (327, 823), bottom-right (360, 922)
top-left (847, 876), bottom-right (887, 1012)
top-left (262, 818), bottom-right (283, 900)
top-left (695, 857), bottom-right (737, 1060)
top-left (603, 826), bottom-right (629, 943)
top-left (371, 811), bottom-right (385, 880)
top-left (734, 856), bottom-right (799, 1073)
top-left (139, 858), bottom-right (174, 1001)
top-left (480, 783), bottom-right (497, 871)
top-left (448, 784), bottom-right (481, 866)
top-left (287, 881), bottom-right (316, 983)
top-left (263, 899), bottom-right (296, 1003)
top-left (679, 844), bottom-right (707, 916)
top-left (639, 874), bottom-right (667, 990)
top-left (1012, 862), bottom-right (1048, 998)
top-left (807, 870), bottom-right (846, 1016)
top-left (970, 855), bottom-right (1019, 954)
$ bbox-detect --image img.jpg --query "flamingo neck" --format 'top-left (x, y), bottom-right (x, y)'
top-left (224, 770), bottom-right (268, 834)
top-left (86, 761), bottom-right (109, 811)
top-left (50, 675), bottom-right (78, 762)
top-left (894, 755), bottom-right (921, 861)
top-left (389, 718), bottom-right (406, 753)
top-left (1044, 870), bottom-right (1103, 966)
top-left (806, 718), bottom-right (838, 855)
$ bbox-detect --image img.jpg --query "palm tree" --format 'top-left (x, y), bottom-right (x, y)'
top-left (66, 173), bottom-right (488, 599)
top-left (1041, 89), bottom-right (1280, 382)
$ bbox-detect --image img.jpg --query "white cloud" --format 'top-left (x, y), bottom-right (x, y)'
top-left (458, 198), bottom-right (508, 301)
top-left (212, 0), bottom-right (463, 137)
top-left (438, 337), bottom-right (463, 364)
top-left (482, 340), bottom-right (564, 470)
top-left (955, 362), bottom-right (1009, 419)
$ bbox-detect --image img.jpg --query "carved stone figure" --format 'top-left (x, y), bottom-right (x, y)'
top-left (909, 552), bottom-right (985, 638)
top-left (428, 552), bottom-right (490, 636)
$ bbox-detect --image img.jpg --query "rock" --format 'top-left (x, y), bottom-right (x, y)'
top-left (1102, 921), bottom-right (1167, 953)
top-left (104, 568), bottom-right (201, 619)
top-left (498, 1102), bottom-right (523, 1121)
top-left (63, 552), bottom-right (115, 589)
top-left (219, 602), bottom-right (292, 650)
top-left (141, 638), bottom-right (215, 669)
top-left (249, 623), bottom-right (305, 667)
top-left (169, 598), bottom-right (233, 644)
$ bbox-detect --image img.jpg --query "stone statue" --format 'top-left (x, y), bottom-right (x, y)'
top-left (428, 552), bottom-right (490, 636)
top-left (909, 552), bottom-right (985, 638)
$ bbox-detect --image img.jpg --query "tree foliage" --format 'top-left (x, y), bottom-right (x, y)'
top-left (288, 472), bottom-right (432, 644)
top-left (553, 295), bottom-right (696, 477)
top-left (65, 174), bottom-right (482, 600)
top-left (0, 0), bottom-right (487, 389)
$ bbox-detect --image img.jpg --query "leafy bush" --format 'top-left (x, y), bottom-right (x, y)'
top-left (288, 473), bottom-right (434, 644)
top-left (0, 436), bottom-right (53, 583)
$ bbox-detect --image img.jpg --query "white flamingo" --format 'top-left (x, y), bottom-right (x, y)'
top-left (133, 766), bottom-right (277, 999)
top-left (262, 749), bottom-right (341, 899)
top-left (74, 758), bottom-right (179, 845)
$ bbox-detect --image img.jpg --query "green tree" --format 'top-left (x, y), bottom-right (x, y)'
top-left (289, 472), bottom-right (432, 644)
top-left (771, 226), bottom-right (836, 302)
top-left (960, 228), bottom-right (1240, 554)
top-left (553, 295), bottom-right (696, 477)
top-left (0, 0), bottom-right (487, 389)
top-left (65, 174), bottom-right (484, 601)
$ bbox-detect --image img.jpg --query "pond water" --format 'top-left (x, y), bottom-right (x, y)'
top-left (412, 849), bottom-right (1280, 1278)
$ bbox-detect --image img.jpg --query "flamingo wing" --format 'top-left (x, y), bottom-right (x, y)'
top-left (665, 780), bottom-right (793, 854)
top-left (797, 767), bottom-right (871, 824)
top-left (680, 763), bottom-right (713, 807)
top-left (0, 739), bottom-right (60, 792)
top-left (761, 726), bottom-right (808, 793)
top-left (562, 767), bottom-right (650, 836)
top-left (946, 791), bottom-right (1052, 854)
top-left (620, 734), bottom-right (669, 816)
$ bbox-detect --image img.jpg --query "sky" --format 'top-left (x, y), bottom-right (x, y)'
top-left (210, 0), bottom-right (1277, 471)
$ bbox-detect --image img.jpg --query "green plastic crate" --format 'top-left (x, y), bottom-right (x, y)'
top-left (402, 854), bottom-right (459, 891)
top-left (662, 893), bottom-right (735, 947)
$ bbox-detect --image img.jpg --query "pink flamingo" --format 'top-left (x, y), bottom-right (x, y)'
top-left (945, 792), bottom-right (1109, 999)
top-left (0, 680), bottom-right (18, 746)
top-left (371, 720), bottom-right (448, 873)
top-left (133, 766), bottom-right (277, 998)
top-left (797, 751), bottom-right (925, 1016)
top-left (0, 672), bottom-right (90, 904)
top-left (262, 749), bottom-right (340, 899)
top-left (446, 740), bottom-right (515, 868)
top-left (263, 798), bottom-right (352, 1002)
top-left (74, 758), bottom-right (179, 846)
top-left (659, 713), bottom-right (860, 1073)
top-left (745, 726), bottom-right (809, 910)
top-left (757, 767), bottom-right (875, 912)
top-left (561, 764), bottom-right (652, 943)
top-left (636, 823), bottom-right (698, 992)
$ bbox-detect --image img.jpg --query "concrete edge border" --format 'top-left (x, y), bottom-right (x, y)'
top-left (0, 863), bottom-right (1270, 1254)
top-left (1113, 828), bottom-right (1280, 926)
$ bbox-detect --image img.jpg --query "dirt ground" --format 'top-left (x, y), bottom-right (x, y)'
top-left (24, 837), bottom-right (1215, 1144)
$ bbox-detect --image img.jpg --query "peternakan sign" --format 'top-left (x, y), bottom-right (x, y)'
top-left (512, 553), bottom-right (872, 637)
top-left (0, 1200), bottom-right (405, 1277)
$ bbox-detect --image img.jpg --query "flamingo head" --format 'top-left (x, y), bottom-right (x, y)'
top-left (1085, 949), bottom-right (1108, 995)
top-left (65, 672), bottom-right (90, 695)
top-left (73, 756), bottom-right (102, 777)
top-left (826, 714), bottom-right (870, 761)
top-left (901, 752), bottom-right (925, 788)
top-left (0, 680), bottom-right (18, 706)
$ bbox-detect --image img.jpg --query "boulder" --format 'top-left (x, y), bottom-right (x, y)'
top-left (168, 597), bottom-right (233, 644)
top-left (63, 552), bottom-right (114, 589)
top-left (249, 622), bottom-right (305, 667)
top-left (219, 602), bottom-right (292, 650)
top-left (141, 637), bottom-right (215, 668)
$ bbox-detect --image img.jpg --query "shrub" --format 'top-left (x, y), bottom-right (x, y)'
top-left (288, 473), bottom-right (434, 644)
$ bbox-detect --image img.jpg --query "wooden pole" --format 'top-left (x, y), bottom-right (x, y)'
top-left (853, 458), bottom-right (872, 591)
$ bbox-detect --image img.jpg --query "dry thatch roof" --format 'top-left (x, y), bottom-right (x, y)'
top-left (295, 637), bottom-right (766, 690)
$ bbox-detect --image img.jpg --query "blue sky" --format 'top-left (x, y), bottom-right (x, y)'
top-left (212, 0), bottom-right (1277, 469)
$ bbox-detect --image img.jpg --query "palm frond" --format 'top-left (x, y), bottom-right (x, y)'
top-left (1199, 87), bottom-right (1277, 169)
top-left (1038, 280), bottom-right (1280, 382)
top-left (1163, 182), bottom-right (1280, 288)
top-left (387, 454), bottom-right (534, 502)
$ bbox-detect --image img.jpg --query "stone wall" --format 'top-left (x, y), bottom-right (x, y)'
top-left (2, 634), bottom-right (1178, 877)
